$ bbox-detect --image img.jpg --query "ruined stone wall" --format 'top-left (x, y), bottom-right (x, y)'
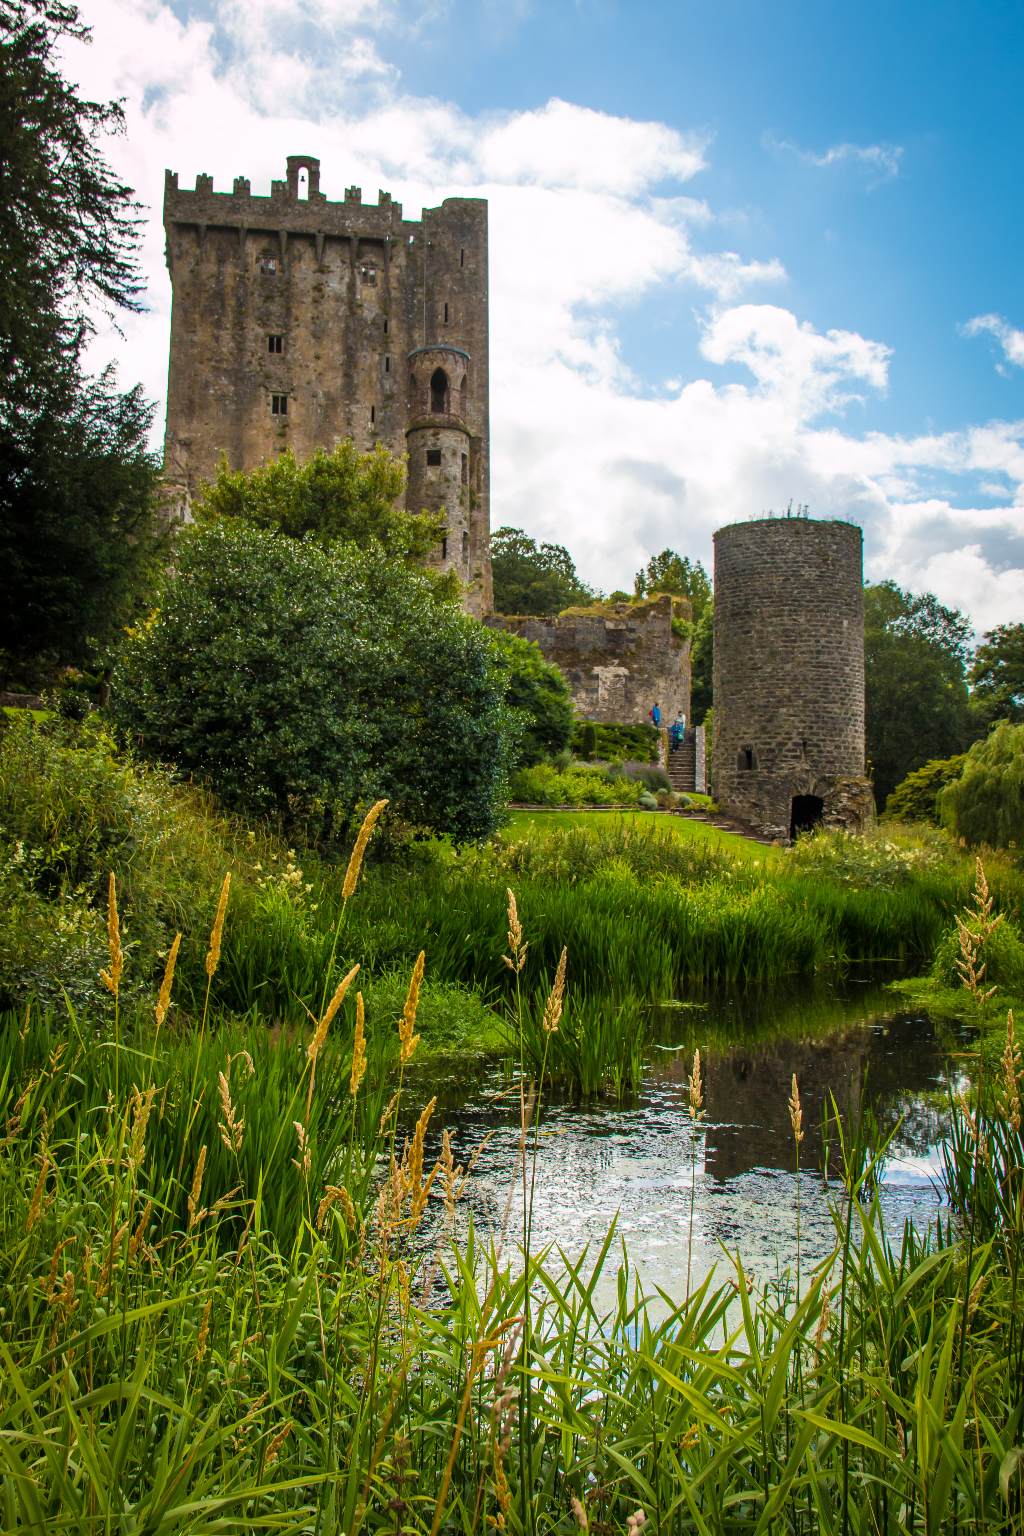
top-left (162, 156), bottom-right (491, 614)
top-left (487, 595), bottom-right (690, 725)
top-left (712, 517), bottom-right (871, 840)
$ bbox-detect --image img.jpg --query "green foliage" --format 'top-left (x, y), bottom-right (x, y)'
top-left (569, 719), bottom-right (659, 763)
top-left (865, 580), bottom-right (973, 805)
top-left (690, 604), bottom-right (713, 723)
top-left (111, 520), bottom-right (513, 841)
top-left (508, 762), bottom-right (643, 807)
top-left (579, 722), bottom-right (597, 760)
top-left (885, 753), bottom-right (967, 823)
top-left (633, 547), bottom-right (712, 622)
top-left (0, 370), bottom-right (164, 679)
top-left (0, 711), bottom-right (281, 1009)
top-left (196, 440), bottom-right (443, 564)
top-left (0, 0), bottom-right (143, 415)
top-left (485, 627), bottom-right (574, 766)
top-left (932, 912), bottom-right (1024, 991)
top-left (939, 719), bottom-right (1024, 848)
top-left (0, 2), bottom-right (160, 684)
top-left (490, 525), bottom-right (593, 615)
top-left (970, 621), bottom-right (1024, 725)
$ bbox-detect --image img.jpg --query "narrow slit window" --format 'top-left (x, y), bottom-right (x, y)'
top-left (271, 394), bottom-right (288, 416)
top-left (297, 168), bottom-right (309, 200)
top-left (443, 302), bottom-right (449, 323)
top-left (462, 530), bottom-right (469, 563)
top-left (268, 334), bottom-right (283, 354)
top-left (460, 248), bottom-right (465, 267)
top-left (384, 355), bottom-right (390, 373)
top-left (441, 536), bottom-right (448, 561)
top-left (370, 405), bottom-right (376, 426)
top-left (461, 453), bottom-right (468, 485)
top-left (383, 318), bottom-right (389, 335)
top-left (426, 448), bottom-right (442, 467)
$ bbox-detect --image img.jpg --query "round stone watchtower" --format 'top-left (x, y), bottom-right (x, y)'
top-left (712, 516), bottom-right (874, 841)
top-left (406, 344), bottom-right (487, 613)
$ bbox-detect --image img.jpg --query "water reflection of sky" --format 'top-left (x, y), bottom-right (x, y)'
top-left (421, 1005), bottom-right (971, 1306)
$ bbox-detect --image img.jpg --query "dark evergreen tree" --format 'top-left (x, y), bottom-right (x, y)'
top-left (490, 526), bottom-right (593, 615)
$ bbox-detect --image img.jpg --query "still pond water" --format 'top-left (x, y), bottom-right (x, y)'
top-left (422, 981), bottom-right (973, 1304)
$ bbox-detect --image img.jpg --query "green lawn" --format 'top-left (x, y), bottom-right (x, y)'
top-left (504, 807), bottom-right (777, 862)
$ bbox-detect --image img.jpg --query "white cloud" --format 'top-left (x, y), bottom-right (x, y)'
top-left (962, 313), bottom-right (1024, 373)
top-left (66, 0), bottom-right (1024, 630)
top-left (765, 134), bottom-right (903, 184)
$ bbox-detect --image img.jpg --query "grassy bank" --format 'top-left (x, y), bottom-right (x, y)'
top-left (1, 939), bottom-right (1022, 1532)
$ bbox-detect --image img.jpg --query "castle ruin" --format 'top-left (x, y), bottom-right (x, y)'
top-left (713, 517), bottom-right (874, 840)
top-left (162, 156), bottom-right (492, 614)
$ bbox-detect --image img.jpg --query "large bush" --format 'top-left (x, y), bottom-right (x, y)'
top-left (938, 721), bottom-right (1024, 848)
top-left (569, 721), bottom-right (659, 763)
top-left (508, 762), bottom-right (642, 806)
top-left (486, 628), bottom-right (573, 766)
top-left (885, 754), bottom-right (966, 824)
top-left (111, 521), bottom-right (513, 841)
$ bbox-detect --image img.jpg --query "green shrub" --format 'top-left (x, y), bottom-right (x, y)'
top-left (932, 912), bottom-right (1024, 991)
top-left (570, 720), bottom-right (658, 763)
top-left (939, 720), bottom-right (1024, 847)
top-left (886, 754), bottom-right (966, 823)
top-left (508, 762), bottom-right (642, 806)
top-left (112, 520), bottom-right (514, 842)
top-left (486, 627), bottom-right (574, 766)
top-left (579, 722), bottom-right (597, 761)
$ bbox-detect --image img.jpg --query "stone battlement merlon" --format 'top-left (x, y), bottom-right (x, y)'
top-left (163, 166), bottom-right (405, 233)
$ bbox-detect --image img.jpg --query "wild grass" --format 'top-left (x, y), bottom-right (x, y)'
top-left (1, 867), bottom-right (1023, 1532)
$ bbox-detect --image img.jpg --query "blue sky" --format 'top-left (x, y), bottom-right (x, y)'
top-left (75, 0), bottom-right (1024, 624)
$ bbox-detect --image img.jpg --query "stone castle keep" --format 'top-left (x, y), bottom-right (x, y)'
top-left (162, 156), bottom-right (872, 839)
top-left (162, 155), bottom-right (492, 614)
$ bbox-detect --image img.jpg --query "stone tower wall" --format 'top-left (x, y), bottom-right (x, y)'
top-left (486, 595), bottom-right (691, 725)
top-left (162, 158), bottom-right (491, 614)
top-left (712, 518), bottom-right (872, 840)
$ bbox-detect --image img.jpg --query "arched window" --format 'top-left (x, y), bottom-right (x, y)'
top-left (430, 367), bottom-right (449, 414)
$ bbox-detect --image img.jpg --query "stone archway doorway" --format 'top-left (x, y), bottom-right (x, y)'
top-left (790, 794), bottom-right (824, 841)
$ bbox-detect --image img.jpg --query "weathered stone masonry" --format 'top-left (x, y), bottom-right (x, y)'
top-left (712, 517), bottom-right (874, 840)
top-left (162, 155), bottom-right (492, 614)
top-left (486, 595), bottom-right (691, 726)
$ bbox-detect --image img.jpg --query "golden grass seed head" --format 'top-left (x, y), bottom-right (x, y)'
top-left (399, 951), bottom-right (425, 1064)
top-left (688, 1048), bottom-right (704, 1121)
top-left (155, 932), bottom-right (182, 1028)
top-left (309, 963), bottom-right (360, 1065)
top-left (999, 1008), bottom-right (1022, 1131)
top-left (99, 870), bottom-right (124, 997)
top-left (342, 798), bottom-right (389, 900)
top-left (504, 888), bottom-right (528, 973)
top-left (349, 992), bottom-right (367, 1097)
top-left (291, 1120), bottom-right (311, 1177)
top-left (542, 946), bottom-right (568, 1035)
top-left (205, 872), bottom-right (232, 979)
top-left (188, 1145), bottom-right (208, 1231)
top-left (217, 1069), bottom-right (244, 1155)
top-left (570, 1497), bottom-right (588, 1531)
top-left (788, 1072), bottom-right (804, 1144)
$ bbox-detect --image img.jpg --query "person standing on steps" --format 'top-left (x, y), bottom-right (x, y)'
top-left (670, 711), bottom-right (686, 750)
top-left (649, 702), bottom-right (662, 728)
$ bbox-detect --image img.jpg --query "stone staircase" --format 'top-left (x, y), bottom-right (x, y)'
top-left (667, 728), bottom-right (698, 793)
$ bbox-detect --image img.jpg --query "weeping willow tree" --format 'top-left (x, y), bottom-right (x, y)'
top-left (938, 720), bottom-right (1024, 847)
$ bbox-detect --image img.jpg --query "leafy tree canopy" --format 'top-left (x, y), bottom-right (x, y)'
top-left (1, 1), bottom-right (160, 684)
top-left (884, 754), bottom-right (967, 825)
top-left (864, 581), bottom-right (973, 806)
top-left (938, 720), bottom-right (1024, 848)
top-left (689, 605), bottom-right (713, 725)
top-left (0, 0), bottom-right (142, 423)
top-left (486, 628), bottom-right (574, 767)
top-left (0, 371), bottom-right (164, 677)
top-left (969, 622), bottom-right (1024, 725)
top-left (634, 549), bottom-right (712, 622)
top-left (111, 521), bottom-right (514, 842)
top-left (490, 526), bottom-right (594, 616)
top-left (196, 442), bottom-right (443, 565)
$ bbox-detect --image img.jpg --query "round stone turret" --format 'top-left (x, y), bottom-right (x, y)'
top-left (712, 516), bottom-right (873, 841)
top-left (405, 345), bottom-right (480, 605)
